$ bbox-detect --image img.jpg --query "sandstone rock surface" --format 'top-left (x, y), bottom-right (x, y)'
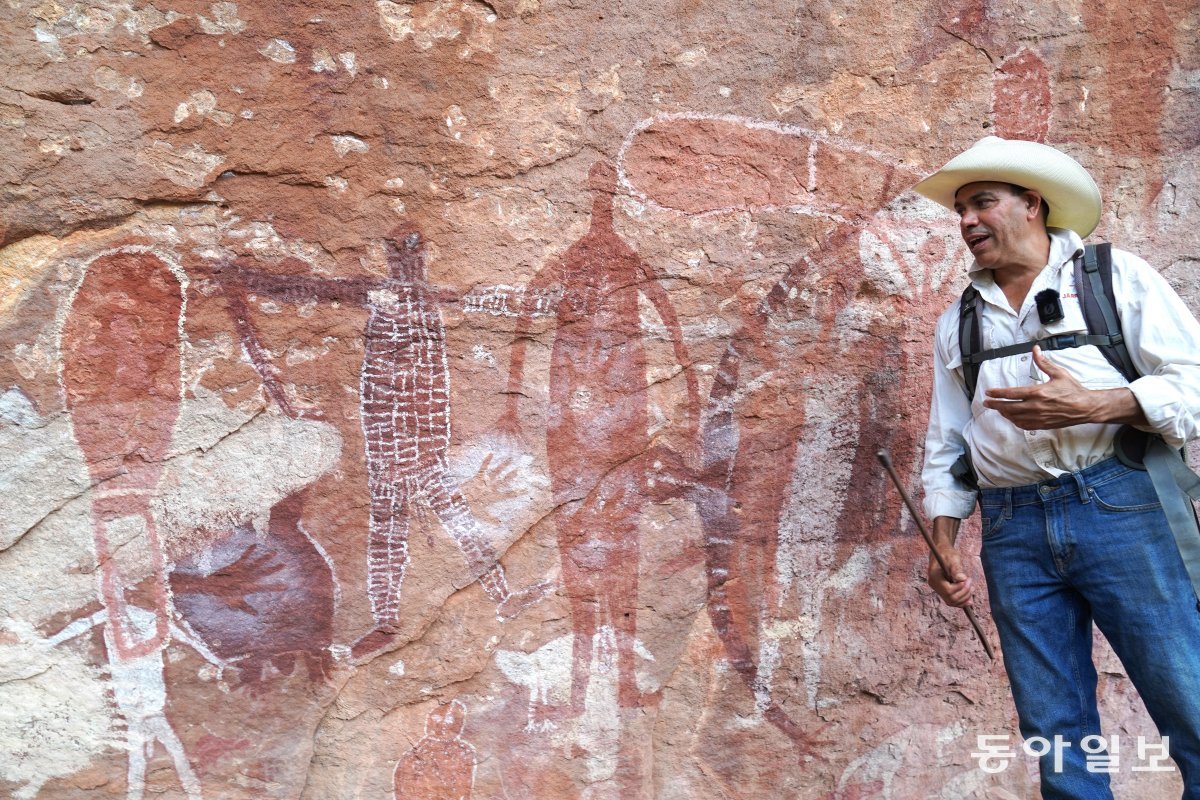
top-left (2, 0), bottom-right (1198, 797)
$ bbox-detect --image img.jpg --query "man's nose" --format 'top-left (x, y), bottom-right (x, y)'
top-left (959, 208), bottom-right (978, 228)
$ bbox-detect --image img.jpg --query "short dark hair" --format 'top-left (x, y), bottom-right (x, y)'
top-left (1008, 183), bottom-right (1051, 224)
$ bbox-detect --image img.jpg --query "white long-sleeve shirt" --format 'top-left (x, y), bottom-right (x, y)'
top-left (922, 228), bottom-right (1200, 520)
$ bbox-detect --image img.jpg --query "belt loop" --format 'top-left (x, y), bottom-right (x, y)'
top-left (1004, 487), bottom-right (1013, 519)
top-left (1072, 469), bottom-right (1090, 503)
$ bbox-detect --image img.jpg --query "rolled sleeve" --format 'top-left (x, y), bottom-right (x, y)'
top-left (924, 487), bottom-right (980, 520)
top-left (1128, 374), bottom-right (1197, 448)
top-left (1114, 251), bottom-right (1200, 448)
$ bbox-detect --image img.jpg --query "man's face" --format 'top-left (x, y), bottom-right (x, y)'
top-left (953, 181), bottom-right (1041, 269)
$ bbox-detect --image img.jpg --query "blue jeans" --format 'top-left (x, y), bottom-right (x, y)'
top-left (980, 457), bottom-right (1200, 800)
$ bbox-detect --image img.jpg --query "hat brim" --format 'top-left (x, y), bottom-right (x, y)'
top-left (913, 138), bottom-right (1102, 238)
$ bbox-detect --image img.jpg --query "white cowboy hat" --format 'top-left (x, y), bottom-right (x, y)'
top-left (913, 136), bottom-right (1102, 237)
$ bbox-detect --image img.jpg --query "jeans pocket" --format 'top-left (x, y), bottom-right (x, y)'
top-left (1087, 481), bottom-right (1161, 513)
top-left (980, 508), bottom-right (1006, 538)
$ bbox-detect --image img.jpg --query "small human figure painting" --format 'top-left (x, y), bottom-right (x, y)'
top-left (393, 699), bottom-right (477, 800)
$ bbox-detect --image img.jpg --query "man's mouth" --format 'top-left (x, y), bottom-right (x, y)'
top-left (965, 231), bottom-right (991, 253)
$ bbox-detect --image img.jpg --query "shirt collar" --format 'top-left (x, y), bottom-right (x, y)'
top-left (966, 227), bottom-right (1085, 288)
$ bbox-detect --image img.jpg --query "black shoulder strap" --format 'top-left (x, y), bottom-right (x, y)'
top-left (958, 285), bottom-right (983, 400)
top-left (1073, 243), bottom-right (1139, 383)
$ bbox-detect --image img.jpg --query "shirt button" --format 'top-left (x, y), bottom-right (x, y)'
top-left (1020, 356), bottom-right (1029, 362)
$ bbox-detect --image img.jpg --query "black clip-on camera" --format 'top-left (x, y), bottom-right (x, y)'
top-left (1035, 289), bottom-right (1064, 325)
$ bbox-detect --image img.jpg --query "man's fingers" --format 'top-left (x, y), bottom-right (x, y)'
top-left (942, 552), bottom-right (967, 584)
top-left (936, 572), bottom-right (973, 607)
top-left (928, 548), bottom-right (974, 607)
top-left (933, 576), bottom-right (973, 607)
top-left (982, 398), bottom-right (1026, 422)
top-left (1031, 344), bottom-right (1064, 377)
top-left (937, 569), bottom-right (970, 589)
top-left (945, 589), bottom-right (972, 608)
top-left (984, 386), bottom-right (1033, 400)
top-left (983, 397), bottom-right (1021, 412)
top-left (943, 577), bottom-right (971, 602)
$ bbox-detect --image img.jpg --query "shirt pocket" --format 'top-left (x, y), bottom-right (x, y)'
top-left (1034, 307), bottom-right (1129, 388)
top-left (1034, 300), bottom-right (1088, 339)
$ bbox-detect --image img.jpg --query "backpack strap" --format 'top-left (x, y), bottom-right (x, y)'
top-left (958, 284), bottom-right (983, 400)
top-left (963, 333), bottom-right (1126, 365)
top-left (1073, 243), bottom-right (1139, 383)
top-left (1144, 439), bottom-right (1200, 599)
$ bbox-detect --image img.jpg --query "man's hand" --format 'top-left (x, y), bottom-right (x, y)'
top-left (928, 547), bottom-right (974, 608)
top-left (927, 516), bottom-right (973, 608)
top-left (983, 345), bottom-right (1146, 429)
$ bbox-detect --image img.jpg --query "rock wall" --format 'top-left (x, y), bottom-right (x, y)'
top-left (2, 1), bottom-right (1198, 798)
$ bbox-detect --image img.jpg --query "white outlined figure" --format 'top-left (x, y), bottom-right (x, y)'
top-left (46, 605), bottom-right (227, 800)
top-left (358, 230), bottom-right (549, 651)
top-left (53, 245), bottom-right (208, 796)
top-left (60, 248), bottom-right (188, 663)
top-left (393, 699), bottom-right (477, 800)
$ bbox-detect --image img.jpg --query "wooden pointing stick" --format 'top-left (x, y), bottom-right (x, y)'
top-left (876, 449), bottom-right (996, 661)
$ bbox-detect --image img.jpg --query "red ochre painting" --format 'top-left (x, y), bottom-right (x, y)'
top-left (1, 2), bottom-right (1194, 799)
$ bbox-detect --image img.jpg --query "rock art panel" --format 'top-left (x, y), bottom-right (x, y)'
top-left (3, 2), bottom-right (1197, 798)
top-left (619, 113), bottom-right (952, 751)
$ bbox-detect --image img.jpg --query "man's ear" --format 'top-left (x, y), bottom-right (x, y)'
top-left (1021, 190), bottom-right (1045, 222)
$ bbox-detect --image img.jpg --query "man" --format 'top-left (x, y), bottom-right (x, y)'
top-left (914, 136), bottom-right (1200, 799)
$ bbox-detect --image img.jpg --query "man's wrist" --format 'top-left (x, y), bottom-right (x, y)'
top-left (1092, 387), bottom-right (1149, 427)
top-left (930, 515), bottom-right (962, 550)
